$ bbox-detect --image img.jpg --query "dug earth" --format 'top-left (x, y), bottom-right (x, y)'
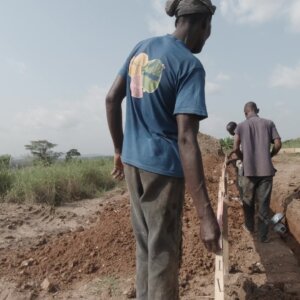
top-left (0, 134), bottom-right (300, 299)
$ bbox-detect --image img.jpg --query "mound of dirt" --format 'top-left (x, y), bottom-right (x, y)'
top-left (0, 200), bottom-right (134, 288)
top-left (0, 134), bottom-right (224, 297)
top-left (198, 132), bottom-right (224, 158)
top-left (2, 135), bottom-right (298, 299)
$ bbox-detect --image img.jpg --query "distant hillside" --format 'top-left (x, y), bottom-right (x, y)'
top-left (282, 138), bottom-right (300, 148)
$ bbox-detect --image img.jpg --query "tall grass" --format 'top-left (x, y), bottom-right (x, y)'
top-left (1, 158), bottom-right (117, 206)
top-left (282, 138), bottom-right (300, 148)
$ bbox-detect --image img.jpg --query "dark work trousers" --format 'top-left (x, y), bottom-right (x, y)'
top-left (124, 164), bottom-right (185, 300)
top-left (241, 176), bottom-right (273, 241)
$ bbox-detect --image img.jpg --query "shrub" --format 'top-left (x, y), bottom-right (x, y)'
top-left (220, 137), bottom-right (234, 153)
top-left (0, 170), bottom-right (14, 196)
top-left (0, 155), bottom-right (11, 170)
top-left (3, 158), bottom-right (117, 206)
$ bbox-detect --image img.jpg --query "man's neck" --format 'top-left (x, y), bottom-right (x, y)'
top-left (172, 28), bottom-right (192, 51)
top-left (247, 112), bottom-right (258, 119)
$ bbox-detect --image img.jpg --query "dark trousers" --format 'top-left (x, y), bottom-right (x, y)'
top-left (241, 176), bottom-right (273, 241)
top-left (124, 164), bottom-right (185, 300)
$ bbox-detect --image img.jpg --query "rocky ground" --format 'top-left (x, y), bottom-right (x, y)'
top-left (0, 134), bottom-right (299, 300)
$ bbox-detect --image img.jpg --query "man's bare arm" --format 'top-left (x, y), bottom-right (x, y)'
top-left (233, 134), bottom-right (243, 160)
top-left (106, 75), bottom-right (126, 179)
top-left (176, 114), bottom-right (220, 253)
top-left (271, 138), bottom-right (282, 157)
top-left (106, 75), bottom-right (126, 154)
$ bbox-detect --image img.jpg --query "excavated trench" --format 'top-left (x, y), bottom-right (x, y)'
top-left (0, 136), bottom-right (299, 299)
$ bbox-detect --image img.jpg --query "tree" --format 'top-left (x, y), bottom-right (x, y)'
top-left (25, 140), bottom-right (62, 165)
top-left (65, 149), bottom-right (81, 162)
top-left (220, 137), bottom-right (234, 153)
top-left (0, 155), bottom-right (11, 170)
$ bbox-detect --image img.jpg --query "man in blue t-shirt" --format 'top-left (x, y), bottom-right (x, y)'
top-left (106, 0), bottom-right (220, 299)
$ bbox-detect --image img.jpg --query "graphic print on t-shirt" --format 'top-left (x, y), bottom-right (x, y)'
top-left (129, 53), bottom-right (165, 98)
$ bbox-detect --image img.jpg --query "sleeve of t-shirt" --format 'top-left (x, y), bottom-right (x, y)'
top-left (270, 121), bottom-right (281, 141)
top-left (173, 67), bottom-right (208, 120)
top-left (118, 56), bottom-right (131, 79)
top-left (118, 42), bottom-right (142, 79)
top-left (118, 55), bottom-right (131, 79)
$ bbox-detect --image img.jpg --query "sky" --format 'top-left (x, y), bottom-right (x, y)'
top-left (0, 0), bottom-right (299, 157)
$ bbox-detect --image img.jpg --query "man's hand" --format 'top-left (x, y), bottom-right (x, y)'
top-left (200, 206), bottom-right (221, 254)
top-left (111, 153), bottom-right (124, 180)
top-left (270, 138), bottom-right (282, 158)
top-left (226, 158), bottom-right (237, 166)
top-left (227, 150), bottom-right (234, 160)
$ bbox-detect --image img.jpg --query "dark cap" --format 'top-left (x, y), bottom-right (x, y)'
top-left (166, 0), bottom-right (216, 17)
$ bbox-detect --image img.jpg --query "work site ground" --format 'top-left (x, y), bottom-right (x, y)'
top-left (1, 134), bottom-right (300, 300)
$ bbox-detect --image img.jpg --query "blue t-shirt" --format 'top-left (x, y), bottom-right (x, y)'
top-left (119, 34), bottom-right (207, 178)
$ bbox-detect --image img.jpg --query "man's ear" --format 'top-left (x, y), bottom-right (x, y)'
top-left (257, 108), bottom-right (260, 114)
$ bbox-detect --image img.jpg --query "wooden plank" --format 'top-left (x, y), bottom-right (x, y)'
top-left (223, 168), bottom-right (229, 276)
top-left (214, 158), bottom-right (229, 299)
top-left (215, 180), bottom-right (225, 299)
top-left (223, 200), bottom-right (229, 275)
top-left (214, 253), bottom-right (224, 300)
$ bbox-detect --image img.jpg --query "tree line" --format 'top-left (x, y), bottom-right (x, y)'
top-left (0, 140), bottom-right (81, 169)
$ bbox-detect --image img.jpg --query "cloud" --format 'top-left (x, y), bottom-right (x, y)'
top-left (270, 63), bottom-right (300, 89)
top-left (13, 86), bottom-right (108, 131)
top-left (220, 0), bottom-right (285, 23)
top-left (216, 72), bottom-right (231, 82)
top-left (220, 0), bottom-right (300, 31)
top-left (206, 81), bottom-right (221, 94)
top-left (7, 59), bottom-right (27, 74)
top-left (205, 72), bottom-right (231, 94)
top-left (14, 108), bottom-right (79, 130)
top-left (6, 85), bottom-right (118, 156)
top-left (148, 0), bottom-right (300, 34)
top-left (200, 112), bottom-right (229, 138)
top-left (289, 1), bottom-right (300, 32)
top-left (147, 0), bottom-right (173, 35)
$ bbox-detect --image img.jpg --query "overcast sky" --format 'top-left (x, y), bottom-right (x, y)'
top-left (0, 0), bottom-right (299, 157)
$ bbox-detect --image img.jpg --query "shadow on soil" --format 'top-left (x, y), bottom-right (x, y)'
top-left (247, 230), bottom-right (300, 299)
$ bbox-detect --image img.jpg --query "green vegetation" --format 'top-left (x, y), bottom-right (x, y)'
top-left (282, 138), bottom-right (300, 148)
top-left (220, 137), bottom-right (234, 153)
top-left (65, 148), bottom-right (81, 162)
top-left (25, 140), bottom-right (63, 165)
top-left (0, 155), bottom-right (13, 196)
top-left (0, 155), bottom-right (11, 170)
top-left (0, 158), bottom-right (117, 206)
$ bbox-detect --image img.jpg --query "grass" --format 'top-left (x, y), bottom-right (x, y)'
top-left (282, 138), bottom-right (300, 148)
top-left (0, 158), bottom-right (118, 206)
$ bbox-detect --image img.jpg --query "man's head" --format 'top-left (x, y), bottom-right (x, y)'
top-left (166, 0), bottom-right (216, 53)
top-left (226, 121), bottom-right (237, 136)
top-left (244, 101), bottom-right (260, 119)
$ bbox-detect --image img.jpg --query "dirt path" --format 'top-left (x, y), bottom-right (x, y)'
top-left (224, 154), bottom-right (300, 299)
top-left (0, 145), bottom-right (300, 299)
